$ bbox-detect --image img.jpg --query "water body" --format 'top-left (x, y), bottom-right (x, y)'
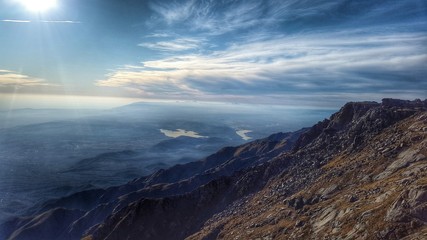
top-left (160, 129), bottom-right (208, 138)
top-left (236, 130), bottom-right (253, 141)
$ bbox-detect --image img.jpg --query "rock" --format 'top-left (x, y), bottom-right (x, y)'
top-left (294, 198), bottom-right (305, 210)
top-left (310, 195), bottom-right (320, 205)
top-left (287, 198), bottom-right (295, 208)
top-left (313, 206), bottom-right (338, 233)
top-left (408, 188), bottom-right (427, 222)
top-left (349, 195), bottom-right (358, 203)
top-left (295, 220), bottom-right (305, 228)
top-left (375, 190), bottom-right (395, 203)
top-left (318, 184), bottom-right (338, 199)
top-left (386, 186), bottom-right (427, 223)
top-left (382, 98), bottom-right (427, 108)
top-left (375, 149), bottom-right (426, 180)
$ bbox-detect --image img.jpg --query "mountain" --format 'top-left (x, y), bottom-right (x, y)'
top-left (1, 98), bottom-right (426, 240)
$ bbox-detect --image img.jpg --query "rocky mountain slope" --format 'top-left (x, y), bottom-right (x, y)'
top-left (1, 98), bottom-right (426, 240)
top-left (0, 120), bottom-right (302, 240)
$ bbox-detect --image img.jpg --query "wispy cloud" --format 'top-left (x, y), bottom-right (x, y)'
top-left (148, 0), bottom-right (426, 36)
top-left (139, 37), bottom-right (204, 51)
top-left (0, 70), bottom-right (52, 87)
top-left (96, 0), bottom-right (427, 106)
top-left (1, 19), bottom-right (31, 23)
top-left (144, 33), bottom-right (172, 38)
top-left (149, 0), bottom-right (268, 35)
top-left (1, 19), bottom-right (81, 24)
top-left (40, 20), bottom-right (81, 24)
top-left (98, 29), bottom-right (427, 105)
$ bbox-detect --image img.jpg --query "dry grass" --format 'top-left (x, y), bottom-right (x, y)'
top-left (186, 112), bottom-right (427, 240)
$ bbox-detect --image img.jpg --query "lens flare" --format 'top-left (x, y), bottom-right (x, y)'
top-left (16, 0), bottom-right (57, 12)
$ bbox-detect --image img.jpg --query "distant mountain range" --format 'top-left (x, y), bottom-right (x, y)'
top-left (1, 98), bottom-right (426, 240)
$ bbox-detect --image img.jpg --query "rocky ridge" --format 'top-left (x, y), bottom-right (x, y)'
top-left (189, 100), bottom-right (427, 239)
top-left (1, 121), bottom-right (302, 240)
top-left (1, 98), bottom-right (426, 240)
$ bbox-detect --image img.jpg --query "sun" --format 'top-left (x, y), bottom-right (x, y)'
top-left (16, 0), bottom-right (57, 12)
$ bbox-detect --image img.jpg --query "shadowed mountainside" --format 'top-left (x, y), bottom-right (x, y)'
top-left (1, 98), bottom-right (426, 240)
top-left (1, 121), bottom-right (303, 240)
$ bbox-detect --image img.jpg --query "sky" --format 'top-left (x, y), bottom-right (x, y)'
top-left (0, 0), bottom-right (426, 109)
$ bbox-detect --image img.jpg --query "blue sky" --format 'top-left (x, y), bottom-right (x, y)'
top-left (0, 0), bottom-right (426, 108)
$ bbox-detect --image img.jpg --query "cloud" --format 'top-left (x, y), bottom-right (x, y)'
top-left (40, 20), bottom-right (81, 24)
top-left (139, 37), bottom-right (204, 51)
top-left (148, 0), bottom-right (425, 36)
top-left (144, 33), bottom-right (172, 38)
top-left (96, 0), bottom-right (427, 107)
top-left (149, 0), bottom-right (194, 24)
top-left (1, 19), bottom-right (31, 23)
top-left (149, 0), bottom-right (269, 35)
top-left (97, 29), bottom-right (427, 105)
top-left (1, 19), bottom-right (81, 24)
top-left (0, 70), bottom-right (52, 88)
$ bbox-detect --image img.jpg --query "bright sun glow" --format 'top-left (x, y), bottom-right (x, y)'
top-left (17, 0), bottom-right (57, 12)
